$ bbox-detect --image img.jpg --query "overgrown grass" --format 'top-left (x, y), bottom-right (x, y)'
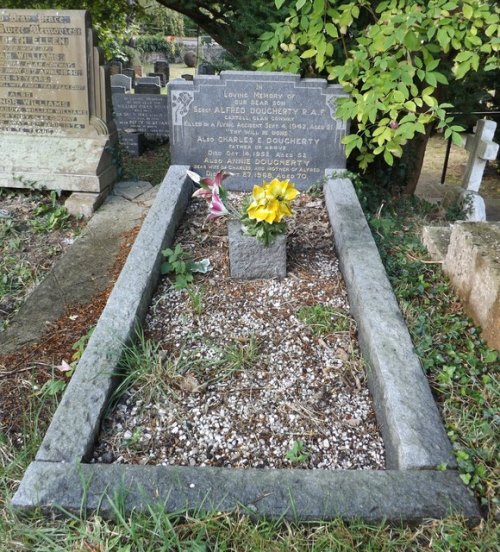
top-left (120, 139), bottom-right (170, 186)
top-left (1, 188), bottom-right (499, 549)
top-left (366, 195), bottom-right (499, 517)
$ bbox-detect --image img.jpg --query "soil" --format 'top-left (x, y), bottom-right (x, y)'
top-left (92, 192), bottom-right (386, 470)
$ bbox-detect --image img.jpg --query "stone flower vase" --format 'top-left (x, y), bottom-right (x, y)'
top-left (227, 220), bottom-right (286, 280)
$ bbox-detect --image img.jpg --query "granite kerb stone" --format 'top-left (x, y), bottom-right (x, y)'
top-left (12, 168), bottom-right (478, 522)
top-left (324, 176), bottom-right (456, 471)
top-left (34, 165), bottom-right (191, 464)
top-left (13, 462), bottom-right (480, 523)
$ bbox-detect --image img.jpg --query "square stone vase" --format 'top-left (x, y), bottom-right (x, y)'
top-left (228, 220), bottom-right (286, 280)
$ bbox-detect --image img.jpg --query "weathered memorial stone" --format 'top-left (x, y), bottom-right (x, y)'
top-left (154, 61), bottom-right (170, 83)
top-left (111, 86), bottom-right (126, 95)
top-left (133, 65), bottom-right (143, 77)
top-left (136, 76), bottom-right (161, 87)
top-left (122, 68), bottom-right (136, 87)
top-left (168, 71), bottom-right (348, 190)
top-left (198, 63), bottom-right (216, 75)
top-left (135, 83), bottom-right (161, 95)
top-left (112, 94), bottom-right (169, 137)
top-left (119, 131), bottom-right (144, 156)
top-left (110, 73), bottom-right (132, 91)
top-left (0, 9), bottom-right (116, 193)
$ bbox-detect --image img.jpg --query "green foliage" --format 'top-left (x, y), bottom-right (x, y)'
top-left (136, 0), bottom-right (184, 36)
top-left (29, 191), bottom-right (71, 233)
top-left (257, 0), bottom-right (500, 171)
top-left (297, 304), bottom-right (351, 335)
top-left (161, 244), bottom-right (211, 289)
top-left (364, 192), bottom-right (499, 512)
top-left (286, 440), bottom-right (310, 463)
top-left (134, 34), bottom-right (179, 60)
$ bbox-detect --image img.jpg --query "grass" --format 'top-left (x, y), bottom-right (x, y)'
top-left (297, 304), bottom-right (351, 335)
top-left (120, 139), bottom-right (170, 186)
top-left (1, 186), bottom-right (499, 549)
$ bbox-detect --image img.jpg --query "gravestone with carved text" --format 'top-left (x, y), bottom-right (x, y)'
top-left (0, 9), bottom-right (116, 193)
top-left (168, 71), bottom-right (348, 190)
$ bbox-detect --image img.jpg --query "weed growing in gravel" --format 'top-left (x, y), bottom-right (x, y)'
top-left (187, 285), bottom-right (205, 315)
top-left (29, 191), bottom-right (71, 233)
top-left (297, 304), bottom-right (351, 335)
top-left (161, 244), bottom-right (211, 289)
top-left (286, 440), bottom-right (310, 464)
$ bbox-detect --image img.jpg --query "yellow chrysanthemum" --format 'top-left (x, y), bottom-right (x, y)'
top-left (247, 179), bottom-right (299, 224)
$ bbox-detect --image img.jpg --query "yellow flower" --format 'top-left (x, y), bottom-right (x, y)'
top-left (247, 179), bottom-right (299, 224)
top-left (266, 178), bottom-right (299, 202)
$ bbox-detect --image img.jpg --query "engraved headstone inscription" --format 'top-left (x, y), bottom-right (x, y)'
top-left (0, 9), bottom-right (116, 192)
top-left (112, 94), bottom-right (169, 137)
top-left (168, 71), bottom-right (348, 190)
top-left (119, 131), bottom-right (144, 156)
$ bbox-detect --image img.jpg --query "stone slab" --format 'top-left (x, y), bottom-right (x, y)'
top-left (228, 220), bottom-right (286, 279)
top-left (421, 226), bottom-right (451, 262)
top-left (13, 462), bottom-right (480, 523)
top-left (112, 94), bottom-right (169, 136)
top-left (0, 134), bottom-right (117, 192)
top-left (34, 166), bottom-right (191, 463)
top-left (443, 222), bottom-right (500, 350)
top-left (113, 180), bottom-right (153, 201)
top-left (0, 194), bottom-right (146, 354)
top-left (64, 187), bottom-right (111, 218)
top-left (324, 176), bottom-right (456, 470)
top-left (168, 71), bottom-right (349, 190)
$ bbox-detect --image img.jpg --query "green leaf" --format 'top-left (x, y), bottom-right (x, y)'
top-left (404, 100), bottom-right (417, 112)
top-left (383, 149), bottom-right (394, 166)
top-left (404, 31), bottom-right (420, 50)
top-left (300, 48), bottom-right (317, 59)
top-left (463, 4), bottom-right (473, 19)
top-left (325, 22), bottom-right (338, 38)
top-left (275, 0), bottom-right (286, 9)
top-left (296, 0), bottom-right (306, 9)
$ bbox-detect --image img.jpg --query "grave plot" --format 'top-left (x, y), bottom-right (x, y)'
top-left (92, 193), bottom-right (385, 470)
top-left (12, 168), bottom-right (479, 522)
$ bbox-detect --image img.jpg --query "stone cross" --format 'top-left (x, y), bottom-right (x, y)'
top-left (462, 119), bottom-right (499, 192)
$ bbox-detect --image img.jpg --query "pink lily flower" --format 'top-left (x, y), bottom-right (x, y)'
top-left (208, 190), bottom-right (229, 219)
top-left (188, 169), bottom-right (233, 201)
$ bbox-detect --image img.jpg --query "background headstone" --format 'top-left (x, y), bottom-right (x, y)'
top-left (133, 65), bottom-right (143, 77)
top-left (111, 73), bottom-right (132, 91)
top-left (134, 83), bottom-right (161, 95)
top-left (112, 94), bottom-right (169, 136)
top-left (0, 9), bottom-right (116, 193)
top-left (111, 86), bottom-right (126, 95)
top-left (154, 61), bottom-right (170, 84)
top-left (122, 68), bottom-right (136, 87)
top-left (148, 72), bottom-right (166, 86)
top-left (198, 63), bottom-right (216, 75)
top-left (119, 131), bottom-right (144, 156)
top-left (168, 71), bottom-right (348, 190)
top-left (136, 76), bottom-right (161, 87)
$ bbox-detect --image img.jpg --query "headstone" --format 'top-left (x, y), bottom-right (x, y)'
top-left (168, 71), bottom-right (348, 190)
top-left (122, 68), bottom-right (136, 87)
top-left (181, 74), bottom-right (194, 81)
top-left (112, 94), bottom-right (169, 136)
top-left (108, 60), bottom-right (122, 75)
top-left (111, 86), bottom-right (126, 95)
top-left (198, 63), bottom-right (216, 75)
top-left (110, 73), bottom-right (132, 91)
top-left (462, 119), bottom-right (499, 192)
top-left (0, 9), bottom-right (116, 193)
top-left (119, 131), bottom-right (144, 156)
top-left (136, 76), bottom-right (161, 87)
top-left (153, 61), bottom-right (170, 83)
top-left (134, 83), bottom-right (161, 95)
top-left (133, 65), bottom-right (143, 77)
top-left (184, 51), bottom-right (197, 68)
top-left (148, 72), bottom-right (166, 86)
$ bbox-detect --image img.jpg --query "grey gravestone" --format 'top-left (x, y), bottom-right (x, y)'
top-left (111, 86), bottom-right (126, 95)
top-left (148, 72), bottom-right (166, 86)
top-left (199, 63), bottom-right (216, 75)
top-left (0, 9), bottom-right (116, 193)
top-left (136, 76), bottom-right (161, 87)
top-left (154, 61), bottom-right (170, 83)
top-left (108, 60), bottom-right (122, 75)
top-left (181, 74), bottom-right (194, 81)
top-left (122, 68), bottom-right (136, 87)
top-left (119, 132), bottom-right (144, 156)
top-left (168, 71), bottom-right (349, 190)
top-left (112, 94), bottom-right (169, 136)
top-left (135, 83), bottom-right (161, 95)
top-left (111, 73), bottom-right (132, 91)
top-left (184, 51), bottom-right (197, 68)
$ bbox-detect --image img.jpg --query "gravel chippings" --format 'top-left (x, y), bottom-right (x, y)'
top-left (93, 192), bottom-right (386, 470)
